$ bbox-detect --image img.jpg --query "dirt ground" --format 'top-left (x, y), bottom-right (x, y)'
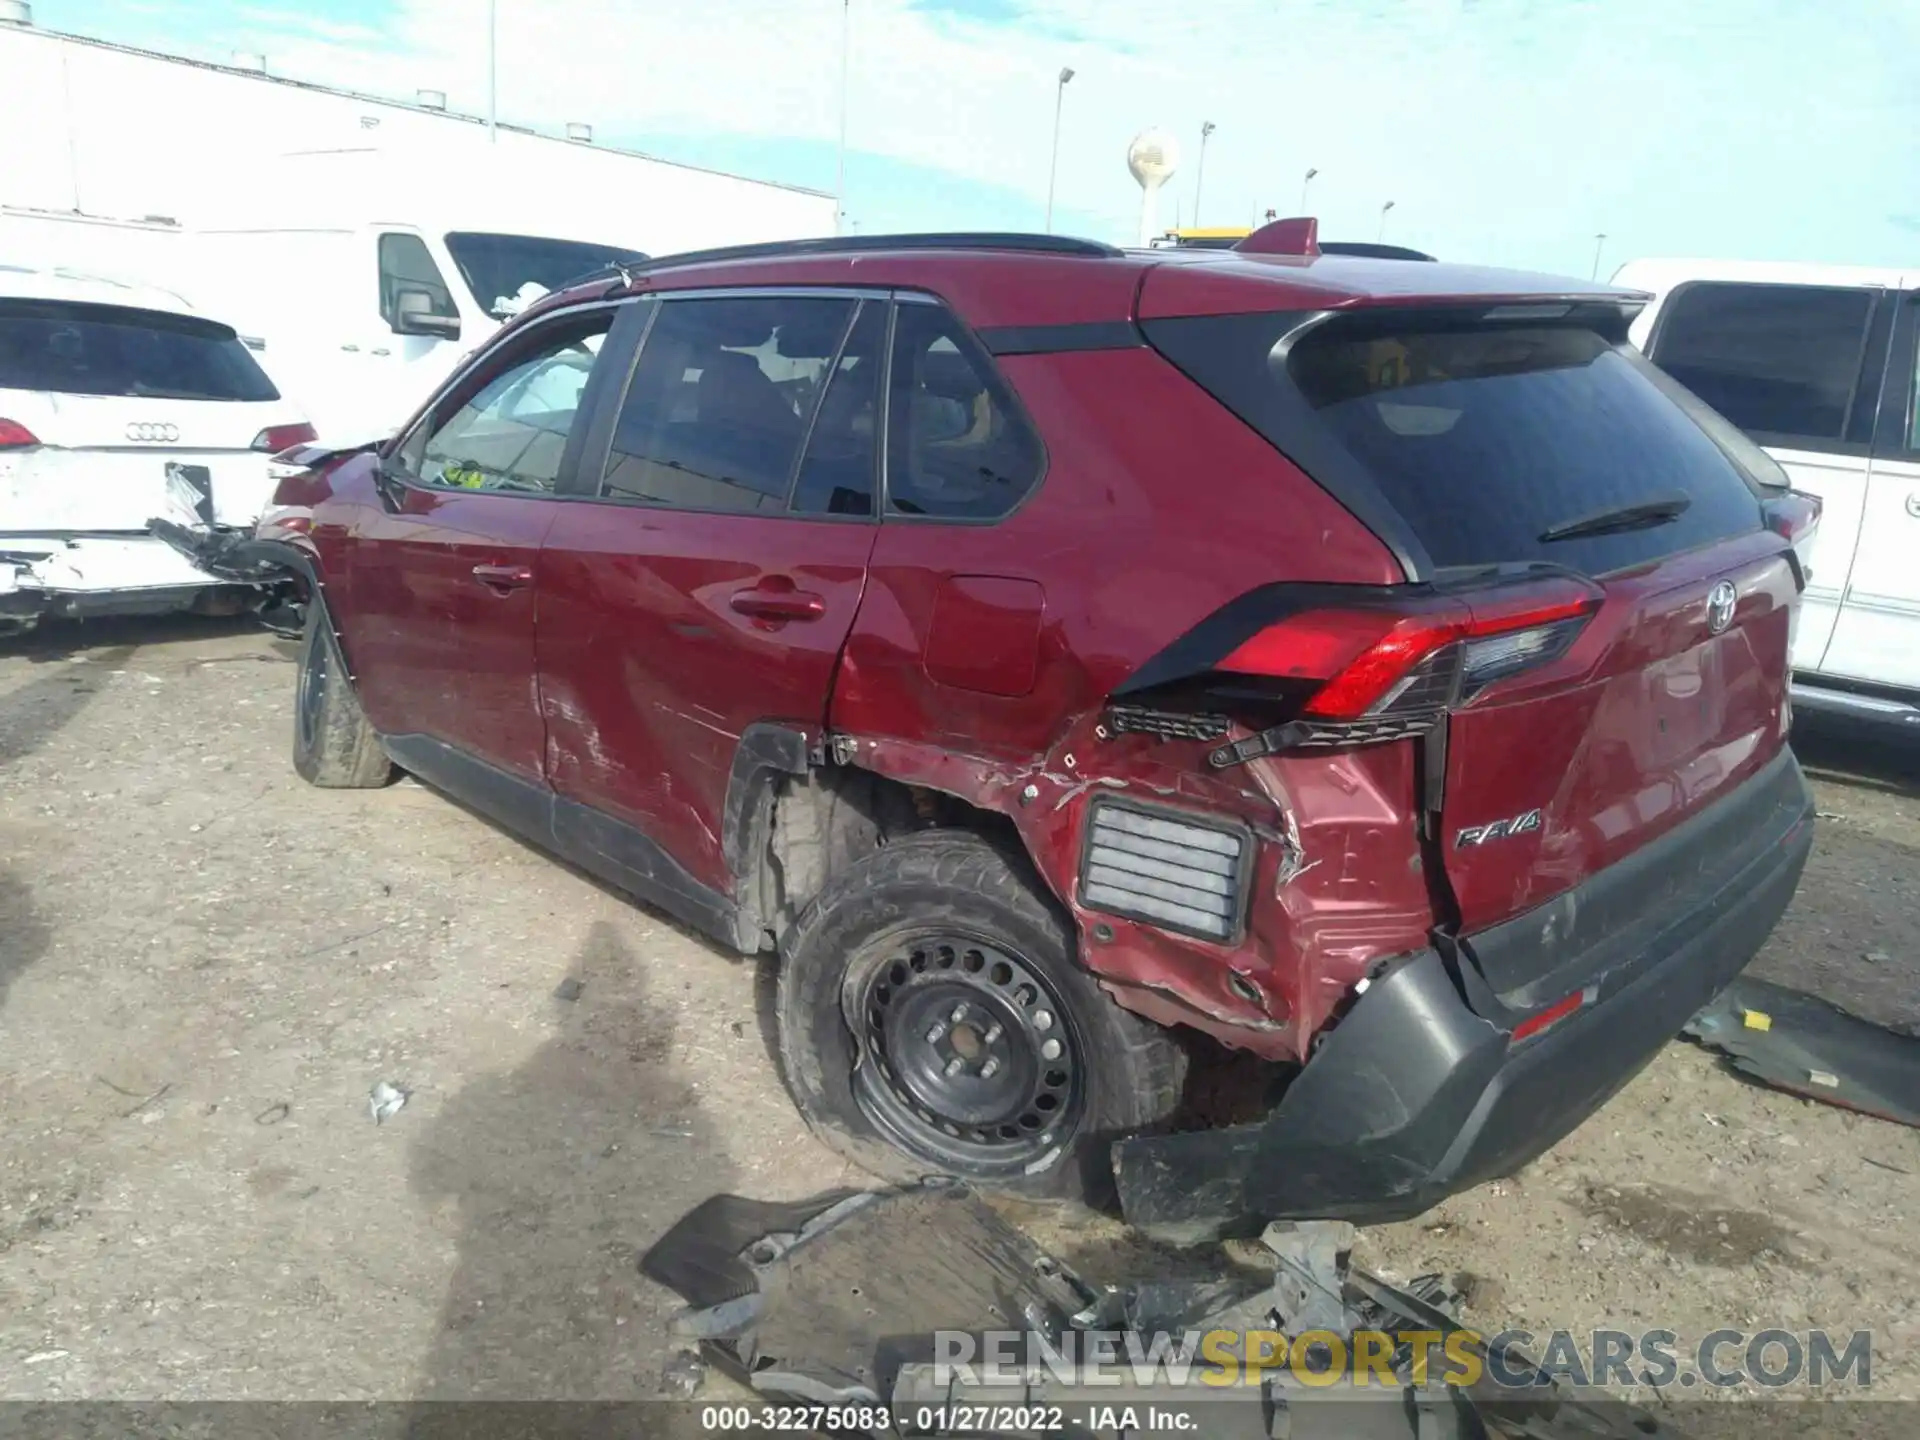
top-left (1, 617), bottom-right (1916, 1417)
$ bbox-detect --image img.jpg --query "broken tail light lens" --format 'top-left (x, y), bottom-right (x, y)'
top-left (0, 418), bottom-right (39, 449)
top-left (1204, 579), bottom-right (1602, 765)
top-left (252, 422), bottom-right (318, 454)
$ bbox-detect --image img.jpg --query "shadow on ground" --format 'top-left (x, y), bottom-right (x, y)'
top-left (405, 919), bottom-right (734, 1412)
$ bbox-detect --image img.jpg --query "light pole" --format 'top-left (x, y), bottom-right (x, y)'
top-left (1591, 232), bottom-right (1608, 281)
top-left (1193, 121), bottom-right (1216, 225)
top-left (1300, 166), bottom-right (1318, 212)
top-left (1378, 199), bottom-right (1396, 241)
top-left (835, 0), bottom-right (850, 234)
top-left (486, 0), bottom-right (497, 143)
top-left (1044, 66), bottom-right (1074, 233)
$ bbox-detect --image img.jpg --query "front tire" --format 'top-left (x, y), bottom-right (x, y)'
top-left (292, 601), bottom-right (393, 789)
top-left (776, 830), bottom-right (1186, 1205)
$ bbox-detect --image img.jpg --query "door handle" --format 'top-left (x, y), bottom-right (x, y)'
top-left (730, 585), bottom-right (826, 621)
top-left (472, 563), bottom-right (534, 592)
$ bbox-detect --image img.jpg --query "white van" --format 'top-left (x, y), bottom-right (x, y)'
top-left (1614, 258), bottom-right (1920, 733)
top-left (187, 221), bottom-right (647, 445)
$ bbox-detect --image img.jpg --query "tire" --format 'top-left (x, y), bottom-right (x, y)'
top-left (776, 829), bottom-right (1186, 1206)
top-left (292, 601), bottom-right (393, 789)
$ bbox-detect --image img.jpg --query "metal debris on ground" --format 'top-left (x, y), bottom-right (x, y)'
top-left (642, 1180), bottom-right (1682, 1438)
top-left (367, 1081), bottom-right (409, 1124)
top-left (1686, 976), bottom-right (1920, 1128)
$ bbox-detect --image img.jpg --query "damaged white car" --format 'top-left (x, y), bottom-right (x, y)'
top-left (0, 265), bottom-right (313, 635)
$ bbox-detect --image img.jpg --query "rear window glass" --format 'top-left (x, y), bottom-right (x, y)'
top-left (1147, 312), bottom-right (1765, 574)
top-left (0, 299), bottom-right (279, 403)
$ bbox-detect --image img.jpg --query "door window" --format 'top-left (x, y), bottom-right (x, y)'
top-left (378, 233), bottom-right (459, 330)
top-left (1649, 282), bottom-right (1876, 448)
top-left (885, 301), bottom-right (1044, 520)
top-left (405, 310), bottom-right (611, 493)
top-left (790, 300), bottom-right (887, 517)
top-left (598, 295), bottom-right (855, 513)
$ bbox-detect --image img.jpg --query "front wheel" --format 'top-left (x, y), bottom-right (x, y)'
top-left (292, 602), bottom-right (393, 789)
top-left (776, 830), bottom-right (1186, 1205)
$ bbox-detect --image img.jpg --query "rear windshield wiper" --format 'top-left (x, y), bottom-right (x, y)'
top-left (1539, 493), bottom-right (1691, 543)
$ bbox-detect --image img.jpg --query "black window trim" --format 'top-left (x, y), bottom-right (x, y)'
top-left (778, 298), bottom-right (871, 515)
top-left (1873, 289), bottom-right (1920, 459)
top-left (877, 286), bottom-right (1052, 528)
top-left (380, 296), bottom-right (628, 500)
top-left (1644, 277), bottom-right (1889, 459)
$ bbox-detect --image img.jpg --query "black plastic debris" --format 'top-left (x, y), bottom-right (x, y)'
top-left (1686, 976), bottom-right (1920, 1128)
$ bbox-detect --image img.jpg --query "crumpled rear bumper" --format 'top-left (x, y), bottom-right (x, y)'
top-left (0, 533), bottom-right (257, 628)
top-left (1113, 749), bottom-right (1816, 1241)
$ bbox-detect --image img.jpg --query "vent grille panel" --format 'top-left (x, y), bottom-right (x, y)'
top-left (1081, 804), bottom-right (1249, 941)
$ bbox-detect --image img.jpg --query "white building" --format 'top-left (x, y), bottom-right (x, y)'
top-left (0, 7), bottom-right (835, 265)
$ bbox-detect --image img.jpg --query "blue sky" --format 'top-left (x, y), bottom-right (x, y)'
top-left (39, 0), bottom-right (1920, 277)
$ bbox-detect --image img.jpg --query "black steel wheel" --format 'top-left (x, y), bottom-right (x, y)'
top-left (776, 829), bottom-right (1187, 1203)
top-left (847, 935), bottom-right (1084, 1171)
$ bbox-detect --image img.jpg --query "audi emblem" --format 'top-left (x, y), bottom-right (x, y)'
top-left (1705, 580), bottom-right (1738, 635)
top-left (125, 422), bottom-right (180, 443)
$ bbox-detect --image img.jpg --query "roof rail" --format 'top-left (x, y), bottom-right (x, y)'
top-left (585, 231), bottom-right (1121, 285)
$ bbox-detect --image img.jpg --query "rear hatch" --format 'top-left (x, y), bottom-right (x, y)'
top-left (1139, 292), bottom-right (1801, 972)
top-left (0, 298), bottom-right (304, 533)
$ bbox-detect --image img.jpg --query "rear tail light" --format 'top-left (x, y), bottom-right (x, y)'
top-left (1202, 578), bottom-right (1602, 765)
top-left (252, 422), bottom-right (318, 454)
top-left (1762, 490), bottom-right (1821, 544)
top-left (0, 418), bottom-right (39, 449)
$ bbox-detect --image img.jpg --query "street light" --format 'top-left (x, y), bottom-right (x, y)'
top-left (1591, 232), bottom-right (1608, 281)
top-left (486, 0), bottom-right (497, 143)
top-left (1193, 120), bottom-right (1216, 225)
top-left (1300, 166), bottom-right (1318, 212)
top-left (1378, 199), bottom-right (1396, 241)
top-left (1044, 66), bottom-right (1074, 233)
top-left (835, 0), bottom-right (850, 235)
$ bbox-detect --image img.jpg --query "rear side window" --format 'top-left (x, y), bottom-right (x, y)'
top-left (599, 295), bottom-right (855, 513)
top-left (886, 302), bottom-right (1044, 520)
top-left (1146, 312), bottom-right (1765, 575)
top-left (0, 299), bottom-right (279, 402)
top-left (1649, 282), bottom-right (1875, 447)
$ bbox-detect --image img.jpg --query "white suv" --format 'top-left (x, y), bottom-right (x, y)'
top-left (1615, 258), bottom-right (1920, 733)
top-left (0, 265), bottom-right (313, 634)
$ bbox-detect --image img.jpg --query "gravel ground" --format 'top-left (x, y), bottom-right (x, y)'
top-left (1, 617), bottom-right (1916, 1420)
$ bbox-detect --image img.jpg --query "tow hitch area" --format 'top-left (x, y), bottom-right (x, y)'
top-left (642, 1179), bottom-right (1682, 1438)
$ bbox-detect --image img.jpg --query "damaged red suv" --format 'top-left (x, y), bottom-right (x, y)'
top-left (250, 228), bottom-right (1817, 1238)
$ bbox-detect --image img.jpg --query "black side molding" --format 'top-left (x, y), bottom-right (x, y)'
top-left (978, 320), bottom-right (1144, 356)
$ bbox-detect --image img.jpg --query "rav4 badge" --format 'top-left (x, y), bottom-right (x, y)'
top-left (1456, 809), bottom-right (1544, 848)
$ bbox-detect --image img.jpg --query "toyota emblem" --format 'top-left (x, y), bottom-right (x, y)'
top-left (1705, 580), bottom-right (1738, 635)
top-left (125, 422), bottom-right (180, 443)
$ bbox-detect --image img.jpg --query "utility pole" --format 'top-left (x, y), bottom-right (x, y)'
top-left (1193, 121), bottom-right (1215, 225)
top-left (835, 0), bottom-right (850, 234)
top-left (487, 0), bottom-right (497, 143)
top-left (1591, 232), bottom-right (1608, 281)
top-left (1045, 67), bottom-right (1074, 233)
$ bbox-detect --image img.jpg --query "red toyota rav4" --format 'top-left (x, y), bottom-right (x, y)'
top-left (250, 228), bottom-right (1817, 1238)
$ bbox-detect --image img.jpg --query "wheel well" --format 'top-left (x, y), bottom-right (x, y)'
top-left (752, 765), bottom-right (1023, 948)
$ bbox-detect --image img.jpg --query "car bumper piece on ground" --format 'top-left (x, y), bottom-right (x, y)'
top-left (1113, 749), bottom-right (1816, 1240)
